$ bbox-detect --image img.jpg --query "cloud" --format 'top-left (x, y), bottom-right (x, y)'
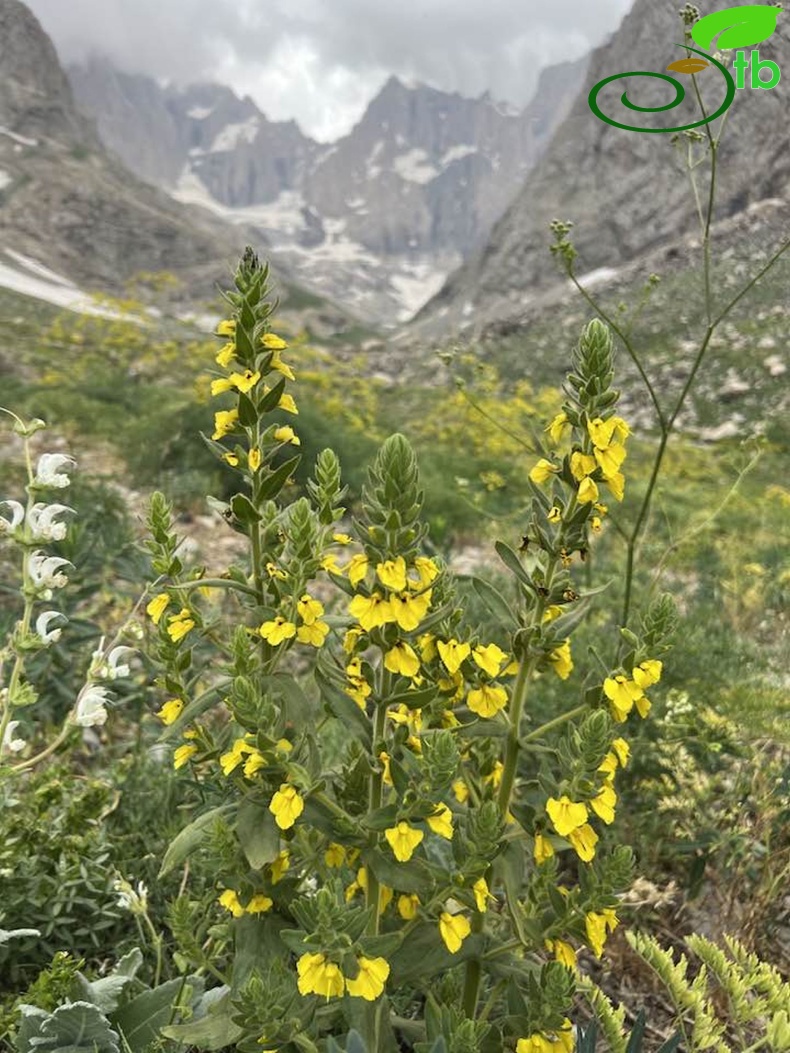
top-left (25, 0), bottom-right (633, 140)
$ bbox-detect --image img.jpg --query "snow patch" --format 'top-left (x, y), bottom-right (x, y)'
top-left (440, 144), bottom-right (477, 166)
top-left (572, 266), bottom-right (619, 289)
top-left (390, 263), bottom-right (448, 321)
top-left (0, 125), bottom-right (37, 147)
top-left (0, 256), bottom-right (132, 320)
top-left (0, 170), bottom-right (11, 191)
top-left (393, 148), bottom-right (439, 184)
top-left (367, 140), bottom-right (385, 179)
top-left (187, 105), bottom-right (215, 120)
top-left (210, 116), bottom-right (259, 152)
top-left (4, 249), bottom-right (78, 288)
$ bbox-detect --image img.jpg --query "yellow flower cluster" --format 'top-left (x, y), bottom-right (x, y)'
top-left (347, 556), bottom-right (437, 632)
top-left (516, 1019), bottom-right (574, 1053)
top-left (530, 411), bottom-right (630, 511)
top-left (604, 659), bottom-right (662, 722)
top-left (259, 593), bottom-right (330, 650)
top-left (218, 888), bottom-right (273, 917)
top-left (297, 952), bottom-right (390, 1001)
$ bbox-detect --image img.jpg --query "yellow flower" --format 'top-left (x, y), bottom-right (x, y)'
top-left (321, 553), bottom-right (341, 574)
top-left (146, 593), bottom-right (170, 625)
top-left (473, 877), bottom-right (493, 912)
top-left (549, 640), bottom-right (573, 680)
top-left (216, 319), bottom-right (236, 336)
top-left (223, 451), bottom-right (239, 467)
top-left (437, 638), bottom-right (471, 675)
top-left (166, 609), bottom-right (195, 643)
top-left (467, 683), bottom-right (508, 718)
top-left (274, 425), bottom-right (300, 445)
top-left (390, 591), bottom-right (431, 631)
top-left (266, 562), bottom-right (287, 581)
top-left (343, 626), bottom-right (363, 653)
top-left (633, 659), bottom-right (662, 688)
top-left (603, 675), bottom-right (643, 722)
top-left (578, 476), bottom-right (599, 504)
top-left (452, 779), bottom-right (469, 804)
top-left (534, 832), bottom-right (555, 865)
top-left (270, 849), bottom-right (290, 883)
top-left (349, 592), bottom-right (393, 631)
top-left (546, 411), bottom-right (570, 445)
top-left (296, 953), bottom-right (344, 999)
top-left (278, 393), bottom-right (298, 414)
top-left (426, 803), bottom-right (454, 840)
top-left (547, 505), bottom-right (562, 523)
top-left (606, 471), bottom-right (625, 502)
top-left (243, 750), bottom-right (267, 777)
top-left (384, 821), bottom-right (424, 862)
top-left (472, 643), bottom-right (507, 677)
top-left (218, 889), bottom-right (244, 918)
top-left (585, 909), bottom-right (618, 957)
top-left (211, 369), bottom-right (260, 396)
top-left (325, 842), bottom-right (346, 867)
top-left (246, 893), bottom-right (273, 914)
top-left (269, 784), bottom-right (304, 830)
top-left (546, 796), bottom-right (588, 837)
top-left (634, 694), bottom-right (651, 719)
top-left (173, 743), bottom-right (198, 769)
top-left (612, 737), bottom-right (631, 766)
top-left (529, 458), bottom-right (559, 484)
top-left (259, 616), bottom-right (297, 645)
top-left (588, 415), bottom-right (630, 449)
top-left (568, 822), bottom-right (599, 862)
top-left (333, 532), bottom-right (352, 544)
top-left (346, 553), bottom-right (369, 587)
top-left (543, 606), bottom-right (563, 624)
top-left (546, 938), bottom-right (577, 969)
top-left (379, 750), bottom-right (393, 786)
top-left (245, 447), bottom-right (261, 472)
top-left (412, 556), bottom-right (440, 588)
top-left (297, 621), bottom-right (329, 647)
top-left (297, 594), bottom-right (324, 625)
top-left (594, 442), bottom-right (626, 480)
top-left (484, 760), bottom-right (504, 789)
top-left (570, 451), bottom-right (597, 481)
top-left (215, 341), bottom-right (235, 368)
top-left (397, 893), bottom-right (420, 920)
top-left (261, 332), bottom-right (287, 349)
top-left (439, 911), bottom-right (471, 953)
top-left (270, 349), bottom-right (295, 381)
top-left (384, 641), bottom-right (420, 678)
top-left (219, 736), bottom-right (255, 776)
top-left (345, 956), bottom-right (390, 1001)
top-left (345, 677), bottom-right (371, 710)
top-left (517, 1021), bottom-right (574, 1053)
top-left (155, 698), bottom-right (184, 725)
top-left (212, 408), bottom-right (239, 440)
top-left (376, 557), bottom-right (407, 592)
top-left (590, 783), bottom-right (617, 824)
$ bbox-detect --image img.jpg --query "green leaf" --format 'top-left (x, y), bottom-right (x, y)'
top-left (388, 924), bottom-right (484, 984)
top-left (691, 4), bottom-right (779, 50)
top-left (230, 493), bottom-right (261, 525)
top-left (159, 992), bottom-right (244, 1051)
top-left (72, 949), bottom-right (142, 1013)
top-left (236, 798), bottom-right (281, 869)
top-left (158, 804), bottom-right (236, 878)
top-left (314, 664), bottom-right (372, 745)
top-left (111, 978), bottom-right (190, 1053)
top-left (362, 848), bottom-right (433, 895)
top-left (258, 454), bottom-right (301, 500)
top-left (467, 576), bottom-right (519, 627)
top-left (237, 391), bottom-right (257, 427)
top-left (264, 672), bottom-right (314, 724)
top-left (258, 375), bottom-right (286, 413)
top-left (494, 541), bottom-right (534, 590)
top-left (625, 1009), bottom-right (646, 1053)
top-left (17, 1001), bottom-right (120, 1053)
top-left (357, 932), bottom-right (403, 958)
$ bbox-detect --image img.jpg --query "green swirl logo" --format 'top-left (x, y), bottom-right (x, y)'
top-left (588, 4), bottom-right (780, 133)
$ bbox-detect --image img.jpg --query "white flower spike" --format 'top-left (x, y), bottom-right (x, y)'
top-left (27, 504), bottom-right (75, 542)
top-left (34, 453), bottom-right (75, 489)
top-left (28, 551), bottom-right (72, 593)
top-left (73, 685), bottom-right (112, 727)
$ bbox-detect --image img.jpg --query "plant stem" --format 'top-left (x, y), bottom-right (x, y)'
top-left (366, 688), bottom-right (389, 936)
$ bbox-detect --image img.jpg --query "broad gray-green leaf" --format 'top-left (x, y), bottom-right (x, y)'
top-left (236, 797), bottom-right (281, 869)
top-left (111, 977), bottom-right (189, 1053)
top-left (691, 4), bottom-right (778, 50)
top-left (17, 1001), bottom-right (120, 1053)
top-left (158, 804), bottom-right (236, 877)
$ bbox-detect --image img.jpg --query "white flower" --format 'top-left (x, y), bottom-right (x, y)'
top-left (27, 503), bottom-right (74, 542)
top-left (73, 685), bottom-right (112, 727)
top-left (34, 453), bottom-right (75, 489)
top-left (1, 720), bottom-right (26, 754)
top-left (114, 876), bottom-right (148, 915)
top-left (0, 501), bottom-right (25, 535)
top-left (28, 551), bottom-right (71, 593)
top-left (106, 646), bottom-right (135, 679)
top-left (35, 610), bottom-right (65, 645)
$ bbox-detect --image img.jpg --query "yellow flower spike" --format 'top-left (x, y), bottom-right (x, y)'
top-left (467, 684), bottom-right (508, 718)
top-left (346, 553), bottom-right (369, 587)
top-left (274, 425), bottom-right (300, 446)
top-left (376, 556), bottom-right (407, 592)
top-left (437, 638), bottom-right (471, 675)
top-left (633, 659), bottom-right (662, 687)
top-left (261, 332), bottom-right (287, 349)
top-left (442, 708), bottom-right (461, 728)
top-left (223, 450), bottom-right (239, 466)
top-left (218, 889), bottom-right (245, 918)
top-left (567, 822), bottom-right (599, 862)
top-left (325, 842), bottom-right (346, 868)
top-left (472, 877), bottom-right (493, 912)
top-left (384, 641), bottom-right (421, 679)
top-left (397, 893), bottom-right (420, 920)
top-left (591, 515), bottom-right (602, 533)
top-left (173, 743), bottom-right (198, 770)
top-left (146, 593), bottom-right (170, 625)
top-left (548, 640), bottom-right (573, 680)
top-left (269, 784), bottom-right (304, 830)
top-left (270, 850), bottom-right (290, 883)
top-left (212, 408), bottom-right (239, 440)
top-left (246, 893), bottom-right (274, 914)
top-left (215, 342), bottom-right (236, 368)
top-left (390, 591), bottom-right (431, 631)
top-left (426, 803), bottom-right (454, 840)
top-left (248, 447), bottom-right (262, 472)
top-left (534, 832), bottom-right (555, 865)
top-left (166, 609), bottom-right (195, 643)
top-left (546, 411), bottom-right (570, 446)
top-left (590, 783), bottom-right (617, 824)
top-left (155, 698), bottom-right (184, 725)
top-left (439, 911), bottom-right (471, 953)
top-left (259, 616), bottom-right (297, 645)
top-left (603, 675), bottom-right (643, 722)
top-left (278, 393), bottom-right (298, 414)
top-left (577, 476), bottom-right (599, 504)
top-left (345, 956), bottom-right (390, 1001)
top-left (529, 458), bottom-right (559, 484)
top-left (384, 821), bottom-right (424, 862)
top-left (452, 778), bottom-right (469, 804)
top-left (472, 643), bottom-right (507, 677)
top-left (348, 592), bottom-right (393, 631)
top-left (546, 796), bottom-right (588, 836)
top-left (296, 621), bottom-right (330, 647)
top-left (297, 594), bottom-right (324, 625)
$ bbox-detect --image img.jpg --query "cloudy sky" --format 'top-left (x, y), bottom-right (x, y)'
top-left (26, 0), bottom-right (633, 142)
